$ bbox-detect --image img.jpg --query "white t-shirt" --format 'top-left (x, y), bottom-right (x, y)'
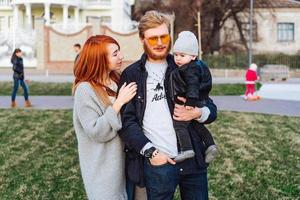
top-left (142, 61), bottom-right (178, 158)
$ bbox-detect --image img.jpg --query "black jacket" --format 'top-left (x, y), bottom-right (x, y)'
top-left (11, 57), bottom-right (24, 80)
top-left (170, 59), bottom-right (212, 107)
top-left (118, 54), bottom-right (217, 185)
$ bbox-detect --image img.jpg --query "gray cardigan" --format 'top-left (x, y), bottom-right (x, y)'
top-left (73, 82), bottom-right (127, 200)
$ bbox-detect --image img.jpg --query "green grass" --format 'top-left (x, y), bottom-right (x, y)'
top-left (0, 109), bottom-right (85, 199)
top-left (210, 83), bottom-right (261, 96)
top-left (0, 81), bottom-right (260, 96)
top-left (207, 112), bottom-right (300, 199)
top-left (0, 82), bottom-right (73, 96)
top-left (0, 109), bottom-right (299, 199)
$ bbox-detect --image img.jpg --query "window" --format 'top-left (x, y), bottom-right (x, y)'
top-left (0, 16), bottom-right (13, 31)
top-left (86, 0), bottom-right (111, 5)
top-left (41, 12), bottom-right (54, 19)
top-left (277, 23), bottom-right (294, 42)
top-left (8, 16), bottom-right (12, 28)
top-left (100, 16), bottom-right (111, 24)
top-left (0, 17), bottom-right (4, 31)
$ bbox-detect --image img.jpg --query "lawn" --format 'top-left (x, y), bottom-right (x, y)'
top-left (0, 109), bottom-right (299, 199)
top-left (210, 83), bottom-right (261, 96)
top-left (0, 82), bottom-right (73, 96)
top-left (0, 81), bottom-right (261, 96)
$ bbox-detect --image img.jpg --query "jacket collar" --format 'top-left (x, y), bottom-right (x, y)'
top-left (137, 53), bottom-right (176, 71)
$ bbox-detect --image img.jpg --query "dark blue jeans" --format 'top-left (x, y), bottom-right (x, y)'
top-left (11, 78), bottom-right (29, 101)
top-left (144, 160), bottom-right (208, 200)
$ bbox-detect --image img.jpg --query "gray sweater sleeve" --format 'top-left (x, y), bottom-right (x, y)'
top-left (74, 83), bottom-right (122, 143)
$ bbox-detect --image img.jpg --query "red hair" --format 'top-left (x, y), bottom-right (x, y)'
top-left (73, 35), bottom-right (120, 106)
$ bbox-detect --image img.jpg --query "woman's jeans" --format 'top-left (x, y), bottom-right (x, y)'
top-left (11, 78), bottom-right (29, 101)
top-left (126, 179), bottom-right (135, 200)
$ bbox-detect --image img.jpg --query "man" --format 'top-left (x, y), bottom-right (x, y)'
top-left (119, 10), bottom-right (217, 200)
top-left (73, 43), bottom-right (81, 63)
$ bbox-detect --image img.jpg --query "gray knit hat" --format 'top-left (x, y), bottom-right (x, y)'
top-left (173, 31), bottom-right (198, 56)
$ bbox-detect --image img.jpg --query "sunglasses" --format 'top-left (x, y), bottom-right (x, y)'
top-left (145, 34), bottom-right (170, 46)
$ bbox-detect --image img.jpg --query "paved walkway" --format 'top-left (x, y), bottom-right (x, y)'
top-left (0, 96), bottom-right (73, 110)
top-left (211, 96), bottom-right (300, 117)
top-left (257, 83), bottom-right (300, 101)
top-left (1, 96), bottom-right (299, 117)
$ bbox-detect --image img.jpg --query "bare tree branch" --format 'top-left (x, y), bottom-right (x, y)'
top-left (133, 0), bottom-right (275, 54)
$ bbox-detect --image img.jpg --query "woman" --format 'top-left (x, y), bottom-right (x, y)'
top-left (11, 48), bottom-right (31, 108)
top-left (73, 35), bottom-right (137, 200)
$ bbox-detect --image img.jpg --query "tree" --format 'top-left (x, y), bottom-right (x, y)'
top-left (133, 0), bottom-right (202, 41)
top-left (132, 0), bottom-right (273, 54)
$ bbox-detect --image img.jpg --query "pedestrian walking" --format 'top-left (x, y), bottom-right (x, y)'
top-left (11, 48), bottom-right (31, 108)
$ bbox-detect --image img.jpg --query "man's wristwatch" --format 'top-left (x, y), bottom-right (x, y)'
top-left (144, 147), bottom-right (157, 159)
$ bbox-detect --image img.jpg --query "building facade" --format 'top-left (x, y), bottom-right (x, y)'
top-left (220, 0), bottom-right (300, 55)
top-left (0, 0), bottom-right (136, 68)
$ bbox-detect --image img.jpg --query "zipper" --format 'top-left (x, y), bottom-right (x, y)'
top-left (137, 70), bottom-right (148, 126)
top-left (169, 72), bottom-right (175, 102)
top-left (164, 65), bottom-right (175, 114)
top-left (140, 71), bottom-right (148, 125)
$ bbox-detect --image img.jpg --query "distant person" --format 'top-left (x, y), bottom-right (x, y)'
top-left (73, 43), bottom-right (81, 63)
top-left (11, 48), bottom-right (31, 108)
top-left (245, 63), bottom-right (261, 100)
top-left (73, 35), bottom-right (137, 199)
top-left (171, 31), bottom-right (218, 162)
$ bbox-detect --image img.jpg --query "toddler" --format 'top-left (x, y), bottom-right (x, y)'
top-left (245, 63), bottom-right (260, 100)
top-left (170, 31), bottom-right (218, 163)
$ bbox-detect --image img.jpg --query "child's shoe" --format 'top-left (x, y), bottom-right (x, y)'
top-left (174, 150), bottom-right (195, 162)
top-left (205, 145), bottom-right (218, 163)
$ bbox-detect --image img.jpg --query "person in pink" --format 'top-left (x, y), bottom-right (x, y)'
top-left (245, 63), bottom-right (260, 100)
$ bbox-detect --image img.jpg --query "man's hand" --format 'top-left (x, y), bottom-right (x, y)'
top-left (150, 151), bottom-right (176, 166)
top-left (173, 97), bottom-right (202, 121)
top-left (185, 105), bottom-right (194, 110)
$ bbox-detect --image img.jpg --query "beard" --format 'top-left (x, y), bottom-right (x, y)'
top-left (143, 41), bottom-right (171, 61)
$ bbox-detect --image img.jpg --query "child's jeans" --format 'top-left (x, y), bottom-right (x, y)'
top-left (173, 120), bottom-right (193, 151)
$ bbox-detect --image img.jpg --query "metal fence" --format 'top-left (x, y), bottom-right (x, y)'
top-left (203, 54), bottom-right (300, 69)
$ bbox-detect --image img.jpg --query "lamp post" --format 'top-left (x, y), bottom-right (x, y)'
top-left (170, 12), bottom-right (175, 51)
top-left (197, 11), bottom-right (202, 60)
top-left (194, 11), bottom-right (202, 59)
top-left (248, 0), bottom-right (254, 66)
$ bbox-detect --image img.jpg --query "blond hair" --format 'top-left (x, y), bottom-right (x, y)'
top-left (138, 10), bottom-right (171, 39)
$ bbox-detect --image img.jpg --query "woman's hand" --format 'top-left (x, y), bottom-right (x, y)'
top-left (113, 82), bottom-right (137, 113)
top-left (117, 82), bottom-right (137, 104)
top-left (173, 97), bottom-right (202, 121)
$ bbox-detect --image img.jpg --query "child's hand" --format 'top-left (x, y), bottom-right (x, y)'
top-left (257, 76), bottom-right (260, 80)
top-left (185, 106), bottom-right (194, 110)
